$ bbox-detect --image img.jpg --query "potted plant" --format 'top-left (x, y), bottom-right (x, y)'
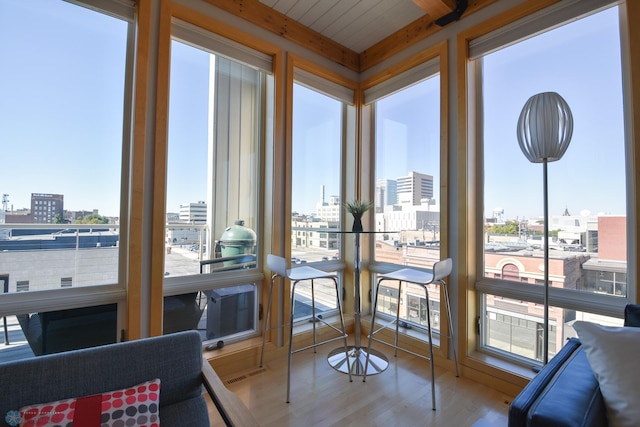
top-left (344, 199), bottom-right (374, 232)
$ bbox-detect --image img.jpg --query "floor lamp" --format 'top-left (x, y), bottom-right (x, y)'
top-left (516, 92), bottom-right (573, 364)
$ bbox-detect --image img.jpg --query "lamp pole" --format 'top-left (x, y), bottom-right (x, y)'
top-left (542, 159), bottom-right (549, 364)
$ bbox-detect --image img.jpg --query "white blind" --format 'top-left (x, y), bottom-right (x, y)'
top-left (364, 57), bottom-right (439, 104)
top-left (66, 0), bottom-right (135, 22)
top-left (172, 19), bottom-right (273, 73)
top-left (293, 68), bottom-right (355, 104)
top-left (469, 0), bottom-right (618, 60)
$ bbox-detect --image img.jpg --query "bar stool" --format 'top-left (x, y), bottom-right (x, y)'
top-left (260, 254), bottom-right (352, 403)
top-left (363, 258), bottom-right (458, 410)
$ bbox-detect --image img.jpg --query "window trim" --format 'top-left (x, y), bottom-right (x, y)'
top-left (0, 0), bottom-right (135, 341)
top-left (284, 53), bottom-right (357, 336)
top-left (153, 4), bottom-right (284, 337)
top-left (457, 0), bottom-right (637, 374)
top-left (361, 40), bottom-right (451, 358)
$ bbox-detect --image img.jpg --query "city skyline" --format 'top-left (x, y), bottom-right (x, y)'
top-left (1, 1), bottom-right (628, 222)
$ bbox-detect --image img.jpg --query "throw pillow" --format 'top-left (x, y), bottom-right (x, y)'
top-left (573, 321), bottom-right (640, 427)
top-left (19, 378), bottom-right (160, 427)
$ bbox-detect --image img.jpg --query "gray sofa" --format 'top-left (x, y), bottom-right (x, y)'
top-left (0, 330), bottom-right (258, 426)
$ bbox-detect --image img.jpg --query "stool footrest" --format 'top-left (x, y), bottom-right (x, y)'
top-left (291, 333), bottom-right (349, 355)
top-left (368, 335), bottom-right (433, 363)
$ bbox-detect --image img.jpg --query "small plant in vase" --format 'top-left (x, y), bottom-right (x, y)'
top-left (344, 199), bottom-right (373, 233)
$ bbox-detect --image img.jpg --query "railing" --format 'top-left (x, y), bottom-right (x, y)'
top-left (0, 223), bottom-right (120, 292)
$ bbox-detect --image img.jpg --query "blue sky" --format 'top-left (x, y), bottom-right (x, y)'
top-left (482, 5), bottom-right (625, 219)
top-left (1, 1), bottom-right (626, 221)
top-left (375, 76), bottom-right (441, 205)
top-left (1, 0), bottom-right (126, 217)
top-left (167, 41), bottom-right (210, 214)
top-left (292, 83), bottom-right (343, 214)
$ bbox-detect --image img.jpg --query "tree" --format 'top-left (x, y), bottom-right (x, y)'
top-left (486, 220), bottom-right (519, 235)
top-left (53, 214), bottom-right (68, 224)
top-left (76, 213), bottom-right (109, 224)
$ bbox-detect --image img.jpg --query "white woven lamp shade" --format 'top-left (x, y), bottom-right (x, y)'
top-left (517, 92), bottom-right (573, 163)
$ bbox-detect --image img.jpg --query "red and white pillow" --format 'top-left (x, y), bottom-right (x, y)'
top-left (19, 378), bottom-right (160, 427)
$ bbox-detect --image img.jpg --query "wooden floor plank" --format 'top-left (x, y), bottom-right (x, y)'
top-left (222, 339), bottom-right (510, 426)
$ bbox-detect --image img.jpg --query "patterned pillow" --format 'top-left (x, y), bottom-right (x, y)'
top-left (19, 378), bottom-right (160, 427)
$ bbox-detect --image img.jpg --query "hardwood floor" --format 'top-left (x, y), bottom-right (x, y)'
top-left (2, 316), bottom-right (510, 426)
top-left (220, 339), bottom-right (511, 427)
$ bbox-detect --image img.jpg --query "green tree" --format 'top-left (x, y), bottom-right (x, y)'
top-left (76, 213), bottom-right (109, 224)
top-left (53, 214), bottom-right (68, 224)
top-left (486, 220), bottom-right (519, 235)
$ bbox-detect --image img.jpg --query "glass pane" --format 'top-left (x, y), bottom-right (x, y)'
top-left (291, 83), bottom-right (343, 265)
top-left (0, 0), bottom-right (128, 292)
top-left (483, 294), bottom-right (623, 363)
top-left (291, 278), bottom-right (339, 322)
top-left (481, 7), bottom-right (627, 297)
top-left (376, 280), bottom-right (441, 333)
top-left (161, 286), bottom-right (258, 341)
top-left (166, 39), bottom-right (266, 278)
top-left (373, 76), bottom-right (441, 266)
top-left (14, 303), bottom-right (118, 357)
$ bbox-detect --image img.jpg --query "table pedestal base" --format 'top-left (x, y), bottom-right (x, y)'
top-left (327, 346), bottom-right (388, 376)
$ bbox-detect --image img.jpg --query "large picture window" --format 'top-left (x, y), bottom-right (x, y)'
top-left (164, 21), bottom-right (273, 342)
top-left (472, 2), bottom-right (628, 363)
top-left (290, 68), bottom-right (355, 321)
top-left (0, 0), bottom-right (134, 360)
top-left (368, 61), bottom-right (441, 266)
top-left (0, 0), bottom-right (131, 293)
top-left (366, 58), bottom-right (443, 331)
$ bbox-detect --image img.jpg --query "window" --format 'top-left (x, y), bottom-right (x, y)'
top-left (0, 0), bottom-right (133, 361)
top-left (290, 67), bottom-right (355, 321)
top-left (365, 54), bottom-right (444, 331)
top-left (369, 61), bottom-right (441, 266)
top-left (472, 1), bottom-right (629, 363)
top-left (291, 83), bottom-right (343, 261)
top-left (16, 281), bottom-right (29, 293)
top-left (164, 20), bottom-right (273, 342)
top-left (0, 0), bottom-right (131, 294)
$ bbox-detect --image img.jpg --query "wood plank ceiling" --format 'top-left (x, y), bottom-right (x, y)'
top-left (204, 0), bottom-right (497, 71)
top-left (259, 0), bottom-right (430, 54)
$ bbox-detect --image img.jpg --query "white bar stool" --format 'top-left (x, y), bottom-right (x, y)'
top-left (363, 258), bottom-right (458, 410)
top-left (260, 254), bottom-right (352, 403)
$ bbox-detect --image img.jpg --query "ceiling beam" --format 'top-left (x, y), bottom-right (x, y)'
top-left (360, 0), bottom-right (497, 72)
top-left (203, 0), bottom-right (360, 72)
top-left (412, 0), bottom-right (457, 20)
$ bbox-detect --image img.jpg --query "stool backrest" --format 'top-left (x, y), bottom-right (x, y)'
top-left (433, 258), bottom-right (453, 282)
top-left (267, 254), bottom-right (288, 277)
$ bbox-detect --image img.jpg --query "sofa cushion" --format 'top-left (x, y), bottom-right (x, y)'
top-left (509, 338), bottom-right (581, 427)
top-left (508, 337), bottom-right (607, 427)
top-left (19, 378), bottom-right (160, 427)
top-left (574, 321), bottom-right (640, 427)
top-left (527, 346), bottom-right (605, 427)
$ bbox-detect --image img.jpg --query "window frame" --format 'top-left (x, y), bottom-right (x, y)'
top-left (283, 53), bottom-right (357, 329)
top-left (153, 4), bottom-right (284, 339)
top-left (0, 0), bottom-right (135, 333)
top-left (360, 41), bottom-right (451, 356)
top-left (458, 0), bottom-right (637, 369)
